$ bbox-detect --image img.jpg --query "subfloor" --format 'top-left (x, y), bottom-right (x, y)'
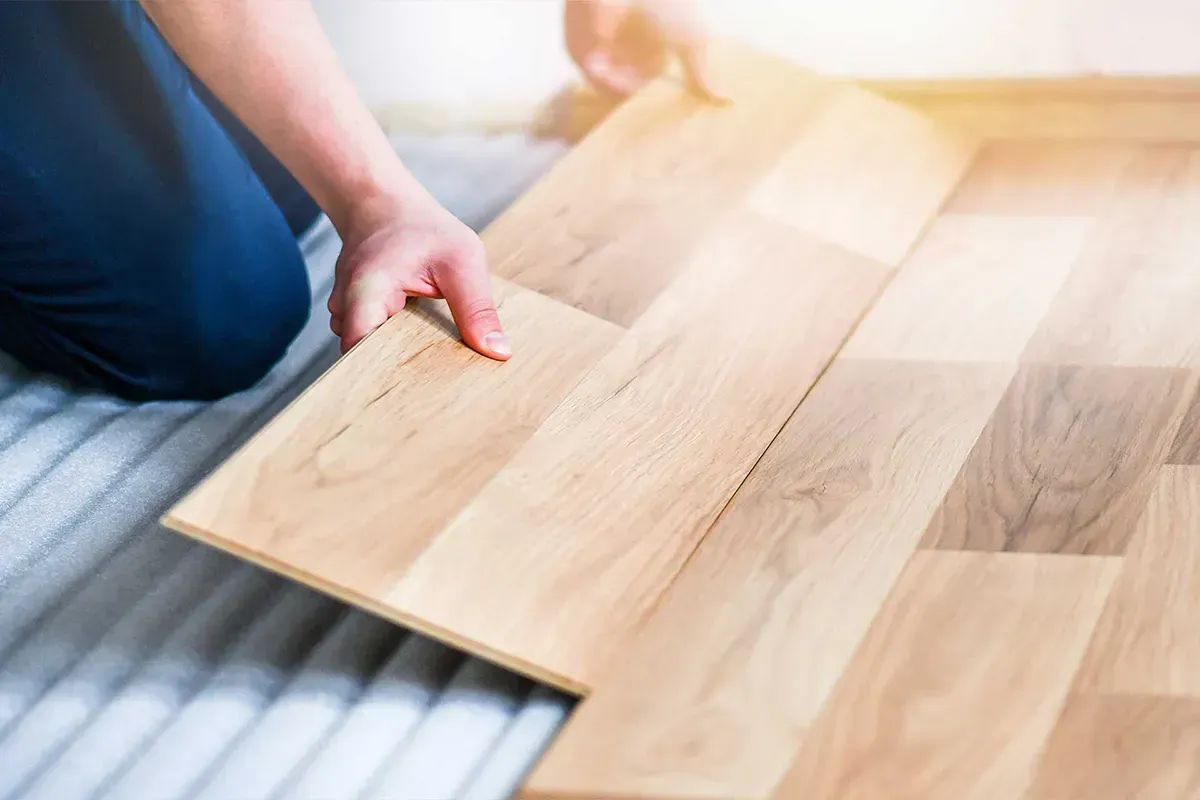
top-left (0, 133), bottom-right (571, 800)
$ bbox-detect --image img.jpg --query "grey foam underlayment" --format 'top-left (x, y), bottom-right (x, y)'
top-left (0, 133), bottom-right (574, 800)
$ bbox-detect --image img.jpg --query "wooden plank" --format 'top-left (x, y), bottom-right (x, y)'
top-left (1075, 466), bottom-right (1200, 694)
top-left (839, 214), bottom-right (1091, 362)
top-left (166, 45), bottom-right (976, 693)
top-left (770, 551), bottom-right (1121, 800)
top-left (487, 45), bottom-right (835, 327)
top-left (165, 280), bottom-right (621, 602)
top-left (921, 364), bottom-right (1194, 555)
top-left (1026, 693), bottom-right (1200, 799)
top-left (1023, 147), bottom-right (1200, 368)
top-left (943, 142), bottom-right (1138, 215)
top-left (522, 360), bottom-right (1013, 799)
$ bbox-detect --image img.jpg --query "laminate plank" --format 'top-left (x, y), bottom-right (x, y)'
top-left (1024, 147), bottom-right (1200, 367)
top-left (166, 280), bottom-right (622, 599)
top-left (943, 142), bottom-right (1139, 215)
top-left (386, 215), bottom-right (891, 692)
top-left (771, 551), bottom-right (1121, 800)
top-left (486, 45), bottom-right (834, 327)
top-left (921, 364), bottom-right (1194, 555)
top-left (523, 361), bottom-right (1012, 799)
top-left (746, 88), bottom-right (977, 264)
top-left (1026, 693), bottom-right (1200, 800)
top-left (839, 214), bottom-right (1091, 362)
top-left (167, 47), bottom-right (977, 693)
top-left (1075, 466), bottom-right (1200, 695)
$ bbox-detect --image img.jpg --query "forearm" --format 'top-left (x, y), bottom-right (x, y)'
top-left (140, 0), bottom-right (427, 236)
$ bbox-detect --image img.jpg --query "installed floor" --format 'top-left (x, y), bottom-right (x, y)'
top-left (526, 140), bottom-right (1200, 798)
top-left (0, 133), bottom-right (572, 800)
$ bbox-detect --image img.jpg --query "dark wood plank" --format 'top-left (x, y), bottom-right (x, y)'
top-left (1169, 391), bottom-right (1200, 464)
top-left (921, 364), bottom-right (1194, 555)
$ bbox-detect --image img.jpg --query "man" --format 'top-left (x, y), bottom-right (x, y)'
top-left (0, 0), bottom-right (715, 401)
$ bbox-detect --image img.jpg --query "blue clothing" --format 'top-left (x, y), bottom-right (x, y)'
top-left (0, 1), bottom-right (321, 400)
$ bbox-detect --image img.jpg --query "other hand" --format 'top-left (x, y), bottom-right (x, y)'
top-left (328, 194), bottom-right (510, 360)
top-left (564, 0), bottom-right (721, 101)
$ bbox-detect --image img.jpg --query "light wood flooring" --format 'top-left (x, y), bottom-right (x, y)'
top-left (167, 41), bottom-right (1200, 799)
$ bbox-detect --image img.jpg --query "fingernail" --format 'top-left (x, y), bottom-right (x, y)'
top-left (484, 332), bottom-right (512, 358)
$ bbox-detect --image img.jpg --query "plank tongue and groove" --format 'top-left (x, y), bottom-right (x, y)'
top-left (165, 43), bottom-right (976, 693)
top-left (523, 141), bottom-right (1200, 797)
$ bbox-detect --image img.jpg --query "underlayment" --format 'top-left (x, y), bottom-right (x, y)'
top-left (0, 133), bottom-right (573, 800)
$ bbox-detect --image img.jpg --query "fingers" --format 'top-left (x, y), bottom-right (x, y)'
top-left (580, 50), bottom-right (651, 98)
top-left (437, 253), bottom-right (511, 362)
top-left (675, 40), bottom-right (727, 104)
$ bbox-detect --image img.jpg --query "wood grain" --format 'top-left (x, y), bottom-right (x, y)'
top-left (386, 215), bottom-right (890, 691)
top-left (921, 364), bottom-right (1194, 555)
top-left (747, 88), bottom-right (977, 264)
top-left (1075, 466), bottom-right (1200, 695)
top-left (523, 361), bottom-right (1012, 799)
top-left (1168, 392), bottom-right (1200, 464)
top-left (839, 214), bottom-right (1091, 362)
top-left (1027, 693), bottom-right (1200, 800)
top-left (943, 141), bottom-right (1138, 215)
top-left (487, 45), bottom-right (833, 327)
top-left (1024, 147), bottom-right (1200, 367)
top-left (771, 551), bottom-right (1121, 800)
top-left (166, 45), bottom-right (976, 693)
top-left (166, 280), bottom-right (621, 598)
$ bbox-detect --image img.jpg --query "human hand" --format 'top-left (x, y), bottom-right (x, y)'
top-left (328, 194), bottom-right (510, 360)
top-left (564, 0), bottom-right (722, 102)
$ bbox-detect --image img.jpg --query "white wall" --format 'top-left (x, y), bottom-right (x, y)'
top-left (313, 0), bottom-right (574, 133)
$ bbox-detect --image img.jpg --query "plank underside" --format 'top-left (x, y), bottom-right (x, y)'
top-left (164, 43), bottom-right (976, 693)
top-left (525, 139), bottom-right (1200, 796)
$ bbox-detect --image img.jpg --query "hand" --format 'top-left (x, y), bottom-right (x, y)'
top-left (564, 0), bottom-right (721, 101)
top-left (328, 194), bottom-right (510, 360)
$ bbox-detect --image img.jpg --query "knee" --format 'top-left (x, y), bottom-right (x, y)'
top-left (113, 253), bottom-right (311, 402)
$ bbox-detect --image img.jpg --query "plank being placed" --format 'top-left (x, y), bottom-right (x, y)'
top-left (165, 44), bottom-right (976, 693)
top-left (524, 141), bottom-right (1200, 796)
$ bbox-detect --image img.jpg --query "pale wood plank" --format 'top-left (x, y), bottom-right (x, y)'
top-left (165, 279), bottom-right (622, 601)
top-left (1026, 693), bottom-right (1200, 800)
top-left (772, 551), bottom-right (1121, 800)
top-left (1075, 465), bottom-right (1200, 695)
top-left (944, 142), bottom-right (1139, 215)
top-left (487, 45), bottom-right (834, 327)
top-left (922, 364), bottom-right (1195, 555)
top-left (747, 88), bottom-right (976, 265)
top-left (1024, 147), bottom-right (1200, 367)
top-left (387, 216), bottom-right (890, 692)
top-left (523, 361), bottom-right (1012, 799)
top-left (839, 214), bottom-right (1091, 362)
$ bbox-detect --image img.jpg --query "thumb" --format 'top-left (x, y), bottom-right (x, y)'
top-left (340, 291), bottom-right (392, 355)
top-left (675, 40), bottom-right (727, 104)
top-left (437, 258), bottom-right (511, 362)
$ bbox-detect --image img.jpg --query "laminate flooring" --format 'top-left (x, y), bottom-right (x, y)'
top-left (523, 140), bottom-right (1200, 798)
top-left (165, 44), bottom-right (977, 693)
